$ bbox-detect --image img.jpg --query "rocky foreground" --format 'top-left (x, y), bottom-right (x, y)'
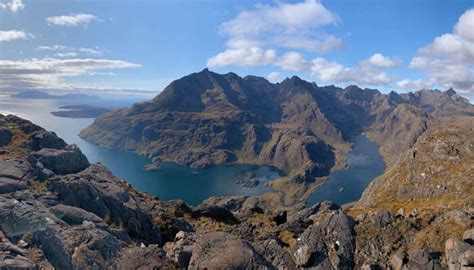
top-left (0, 113), bottom-right (473, 269)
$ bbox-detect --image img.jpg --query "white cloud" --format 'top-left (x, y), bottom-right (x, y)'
top-left (207, 47), bottom-right (309, 71)
top-left (454, 9), bottom-right (474, 41)
top-left (311, 56), bottom-right (392, 85)
top-left (46, 13), bottom-right (99, 27)
top-left (272, 35), bottom-right (344, 53)
top-left (209, 46), bottom-right (396, 86)
top-left (37, 45), bottom-right (69, 51)
top-left (0, 30), bottom-right (32, 42)
top-left (275, 51), bottom-right (308, 71)
top-left (220, 0), bottom-right (337, 37)
top-left (0, 0), bottom-right (24, 12)
top-left (266, 72), bottom-right (280, 82)
top-left (395, 79), bottom-right (432, 90)
top-left (366, 53), bottom-right (399, 68)
top-left (408, 8), bottom-right (474, 97)
top-left (207, 47), bottom-right (277, 67)
top-left (0, 57), bottom-right (141, 90)
top-left (54, 52), bottom-right (79, 58)
top-left (78, 47), bottom-right (102, 55)
top-left (37, 45), bottom-right (103, 56)
top-left (210, 0), bottom-right (343, 68)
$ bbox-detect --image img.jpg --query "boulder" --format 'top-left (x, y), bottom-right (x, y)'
top-left (50, 204), bottom-right (105, 225)
top-left (0, 196), bottom-right (126, 269)
top-left (390, 250), bottom-right (406, 270)
top-left (163, 231), bottom-right (195, 268)
top-left (255, 238), bottom-right (297, 269)
top-left (406, 249), bottom-right (442, 270)
top-left (0, 177), bottom-right (27, 193)
top-left (445, 238), bottom-right (473, 270)
top-left (188, 232), bottom-right (270, 269)
top-left (0, 160), bottom-right (28, 180)
top-left (371, 210), bottom-right (394, 228)
top-left (29, 130), bottom-right (67, 150)
top-left (197, 196), bottom-right (248, 215)
top-left (290, 201), bottom-right (340, 222)
top-left (28, 144), bottom-right (89, 178)
top-left (292, 212), bottom-right (355, 269)
top-left (49, 164), bottom-right (161, 244)
top-left (463, 229), bottom-right (474, 245)
top-left (107, 244), bottom-right (170, 269)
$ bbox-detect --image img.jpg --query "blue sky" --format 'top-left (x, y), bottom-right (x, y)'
top-left (0, 0), bottom-right (473, 99)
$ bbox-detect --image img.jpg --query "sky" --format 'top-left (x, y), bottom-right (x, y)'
top-left (0, 0), bottom-right (473, 100)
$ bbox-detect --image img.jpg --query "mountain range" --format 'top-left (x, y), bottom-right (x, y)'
top-left (81, 68), bottom-right (474, 183)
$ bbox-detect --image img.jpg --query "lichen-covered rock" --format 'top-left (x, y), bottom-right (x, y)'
top-left (255, 238), bottom-right (297, 269)
top-left (28, 144), bottom-right (90, 178)
top-left (0, 196), bottom-right (126, 269)
top-left (50, 204), bottom-right (105, 226)
top-left (29, 130), bottom-right (67, 150)
top-left (188, 232), bottom-right (271, 269)
top-left (163, 231), bottom-right (195, 268)
top-left (49, 164), bottom-right (161, 244)
top-left (406, 249), bottom-right (442, 270)
top-left (0, 160), bottom-right (28, 180)
top-left (446, 237), bottom-right (474, 270)
top-left (292, 212), bottom-right (355, 269)
top-left (0, 230), bottom-right (43, 269)
top-left (107, 244), bottom-right (170, 269)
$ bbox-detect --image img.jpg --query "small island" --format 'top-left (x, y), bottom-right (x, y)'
top-left (51, 105), bottom-right (112, 118)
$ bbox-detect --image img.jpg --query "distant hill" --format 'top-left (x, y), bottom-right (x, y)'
top-left (12, 90), bottom-right (100, 100)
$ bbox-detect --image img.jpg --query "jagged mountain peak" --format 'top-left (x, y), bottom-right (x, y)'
top-left (445, 88), bottom-right (457, 96)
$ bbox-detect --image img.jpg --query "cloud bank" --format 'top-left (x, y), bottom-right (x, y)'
top-left (0, 58), bottom-right (141, 90)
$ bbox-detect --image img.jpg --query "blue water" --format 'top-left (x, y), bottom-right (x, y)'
top-left (306, 135), bottom-right (386, 207)
top-left (0, 96), bottom-right (280, 205)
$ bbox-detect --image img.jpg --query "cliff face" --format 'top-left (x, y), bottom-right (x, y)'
top-left (366, 104), bottom-right (431, 165)
top-left (80, 69), bottom-right (474, 183)
top-left (1, 114), bottom-right (473, 269)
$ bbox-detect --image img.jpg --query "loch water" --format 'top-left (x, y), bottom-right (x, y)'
top-left (306, 135), bottom-right (386, 207)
